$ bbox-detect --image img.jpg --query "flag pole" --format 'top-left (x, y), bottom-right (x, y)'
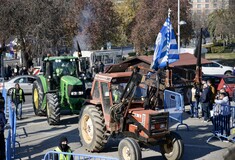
top-left (166, 8), bottom-right (171, 69)
top-left (165, 9), bottom-right (172, 87)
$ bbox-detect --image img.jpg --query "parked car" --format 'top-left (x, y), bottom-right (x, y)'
top-left (3, 75), bottom-right (36, 95)
top-left (217, 76), bottom-right (235, 99)
top-left (202, 61), bottom-right (233, 75)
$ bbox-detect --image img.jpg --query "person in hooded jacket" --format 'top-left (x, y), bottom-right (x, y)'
top-left (54, 136), bottom-right (73, 160)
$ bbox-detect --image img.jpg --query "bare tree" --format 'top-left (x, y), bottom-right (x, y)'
top-left (0, 0), bottom-right (79, 67)
top-left (130, 0), bottom-right (193, 54)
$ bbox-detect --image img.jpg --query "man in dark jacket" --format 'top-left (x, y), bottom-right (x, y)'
top-left (0, 92), bottom-right (7, 159)
top-left (200, 83), bottom-right (212, 122)
top-left (54, 136), bottom-right (73, 160)
top-left (11, 83), bottom-right (25, 120)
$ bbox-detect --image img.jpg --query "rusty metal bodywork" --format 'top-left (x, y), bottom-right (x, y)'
top-left (87, 71), bottom-right (169, 143)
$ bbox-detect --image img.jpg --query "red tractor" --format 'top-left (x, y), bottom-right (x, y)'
top-left (78, 68), bottom-right (184, 160)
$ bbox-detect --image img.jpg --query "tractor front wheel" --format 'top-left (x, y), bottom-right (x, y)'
top-left (79, 105), bottom-right (107, 152)
top-left (160, 131), bottom-right (184, 160)
top-left (46, 93), bottom-right (60, 125)
top-left (118, 138), bottom-right (142, 160)
top-left (32, 81), bottom-right (46, 116)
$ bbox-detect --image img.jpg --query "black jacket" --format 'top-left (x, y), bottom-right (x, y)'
top-left (200, 87), bottom-right (211, 103)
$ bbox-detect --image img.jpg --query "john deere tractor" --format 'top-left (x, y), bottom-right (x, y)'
top-left (32, 55), bottom-right (85, 125)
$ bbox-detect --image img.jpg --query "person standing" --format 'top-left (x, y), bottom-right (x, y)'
top-left (190, 83), bottom-right (200, 118)
top-left (200, 83), bottom-right (212, 122)
top-left (20, 66), bottom-right (28, 75)
top-left (207, 79), bottom-right (216, 111)
top-left (14, 63), bottom-right (19, 76)
top-left (11, 83), bottom-right (25, 120)
top-left (54, 136), bottom-right (73, 160)
top-left (0, 92), bottom-right (7, 160)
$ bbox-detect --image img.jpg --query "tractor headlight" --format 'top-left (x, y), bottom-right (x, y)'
top-left (71, 91), bottom-right (83, 96)
top-left (71, 92), bottom-right (78, 96)
top-left (78, 91), bottom-right (83, 95)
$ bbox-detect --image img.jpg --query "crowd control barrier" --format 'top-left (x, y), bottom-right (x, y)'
top-left (43, 151), bottom-right (119, 160)
top-left (5, 130), bottom-right (11, 160)
top-left (3, 87), bottom-right (18, 159)
top-left (207, 105), bottom-right (235, 143)
top-left (164, 90), bottom-right (189, 131)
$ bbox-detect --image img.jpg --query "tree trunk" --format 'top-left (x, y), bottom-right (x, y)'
top-left (19, 31), bottom-right (28, 67)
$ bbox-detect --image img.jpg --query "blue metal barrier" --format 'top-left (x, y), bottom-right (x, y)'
top-left (2, 88), bottom-right (7, 114)
top-left (164, 90), bottom-right (189, 131)
top-left (207, 105), bottom-right (235, 143)
top-left (5, 129), bottom-right (11, 160)
top-left (12, 109), bottom-right (17, 158)
top-left (43, 151), bottom-right (119, 160)
top-left (3, 86), bottom-right (18, 159)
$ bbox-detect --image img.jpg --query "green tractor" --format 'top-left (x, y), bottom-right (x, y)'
top-left (32, 56), bottom-right (85, 125)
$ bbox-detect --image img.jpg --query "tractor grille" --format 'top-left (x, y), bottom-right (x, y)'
top-left (68, 85), bottom-right (84, 98)
top-left (149, 112), bottom-right (169, 136)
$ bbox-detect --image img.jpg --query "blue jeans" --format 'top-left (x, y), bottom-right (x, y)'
top-left (15, 103), bottom-right (22, 119)
top-left (191, 101), bottom-right (199, 117)
top-left (202, 102), bottom-right (210, 121)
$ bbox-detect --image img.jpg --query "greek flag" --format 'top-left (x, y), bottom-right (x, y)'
top-left (151, 17), bottom-right (179, 70)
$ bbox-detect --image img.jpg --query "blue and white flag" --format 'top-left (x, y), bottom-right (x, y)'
top-left (151, 17), bottom-right (179, 70)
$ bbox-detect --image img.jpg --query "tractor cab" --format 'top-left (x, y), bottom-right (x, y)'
top-left (43, 56), bottom-right (80, 90)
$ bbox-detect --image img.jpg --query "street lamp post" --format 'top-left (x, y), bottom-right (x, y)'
top-left (178, 0), bottom-right (180, 54)
top-left (178, 0), bottom-right (186, 54)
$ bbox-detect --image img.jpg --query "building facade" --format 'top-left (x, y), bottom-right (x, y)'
top-left (190, 0), bottom-right (233, 16)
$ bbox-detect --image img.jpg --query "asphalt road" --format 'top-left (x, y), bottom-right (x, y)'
top-left (7, 95), bottom-right (234, 160)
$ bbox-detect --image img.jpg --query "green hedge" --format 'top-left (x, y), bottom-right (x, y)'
top-left (128, 52), bottom-right (136, 57)
top-left (211, 46), bottom-right (225, 53)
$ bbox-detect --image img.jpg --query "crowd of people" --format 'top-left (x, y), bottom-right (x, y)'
top-left (4, 63), bottom-right (31, 80)
top-left (190, 79), bottom-right (230, 122)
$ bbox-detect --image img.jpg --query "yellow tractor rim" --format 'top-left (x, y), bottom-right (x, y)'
top-left (33, 88), bottom-right (39, 109)
top-left (81, 114), bottom-right (94, 144)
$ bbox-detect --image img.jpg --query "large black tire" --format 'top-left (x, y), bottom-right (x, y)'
top-left (46, 93), bottom-right (60, 125)
top-left (32, 80), bottom-right (46, 116)
top-left (78, 105), bottom-right (107, 152)
top-left (225, 71), bottom-right (232, 76)
top-left (160, 131), bottom-right (184, 160)
top-left (118, 138), bottom-right (142, 160)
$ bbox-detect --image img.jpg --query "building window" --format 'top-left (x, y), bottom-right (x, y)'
top-left (205, 0), bottom-right (209, 2)
top-left (205, 9), bottom-right (210, 15)
top-left (197, 0), bottom-right (201, 2)
top-left (205, 4), bottom-right (209, 8)
top-left (214, 4), bottom-right (217, 8)
top-left (197, 4), bottom-right (201, 8)
top-left (197, 10), bottom-right (202, 14)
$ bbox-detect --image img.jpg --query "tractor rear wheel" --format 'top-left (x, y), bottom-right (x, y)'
top-left (160, 131), bottom-right (184, 160)
top-left (118, 138), bottom-right (142, 160)
top-left (46, 93), bottom-right (60, 125)
top-left (79, 105), bottom-right (107, 152)
top-left (32, 81), bottom-right (46, 116)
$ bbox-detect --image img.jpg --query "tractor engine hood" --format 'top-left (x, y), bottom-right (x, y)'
top-left (61, 75), bottom-right (83, 86)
